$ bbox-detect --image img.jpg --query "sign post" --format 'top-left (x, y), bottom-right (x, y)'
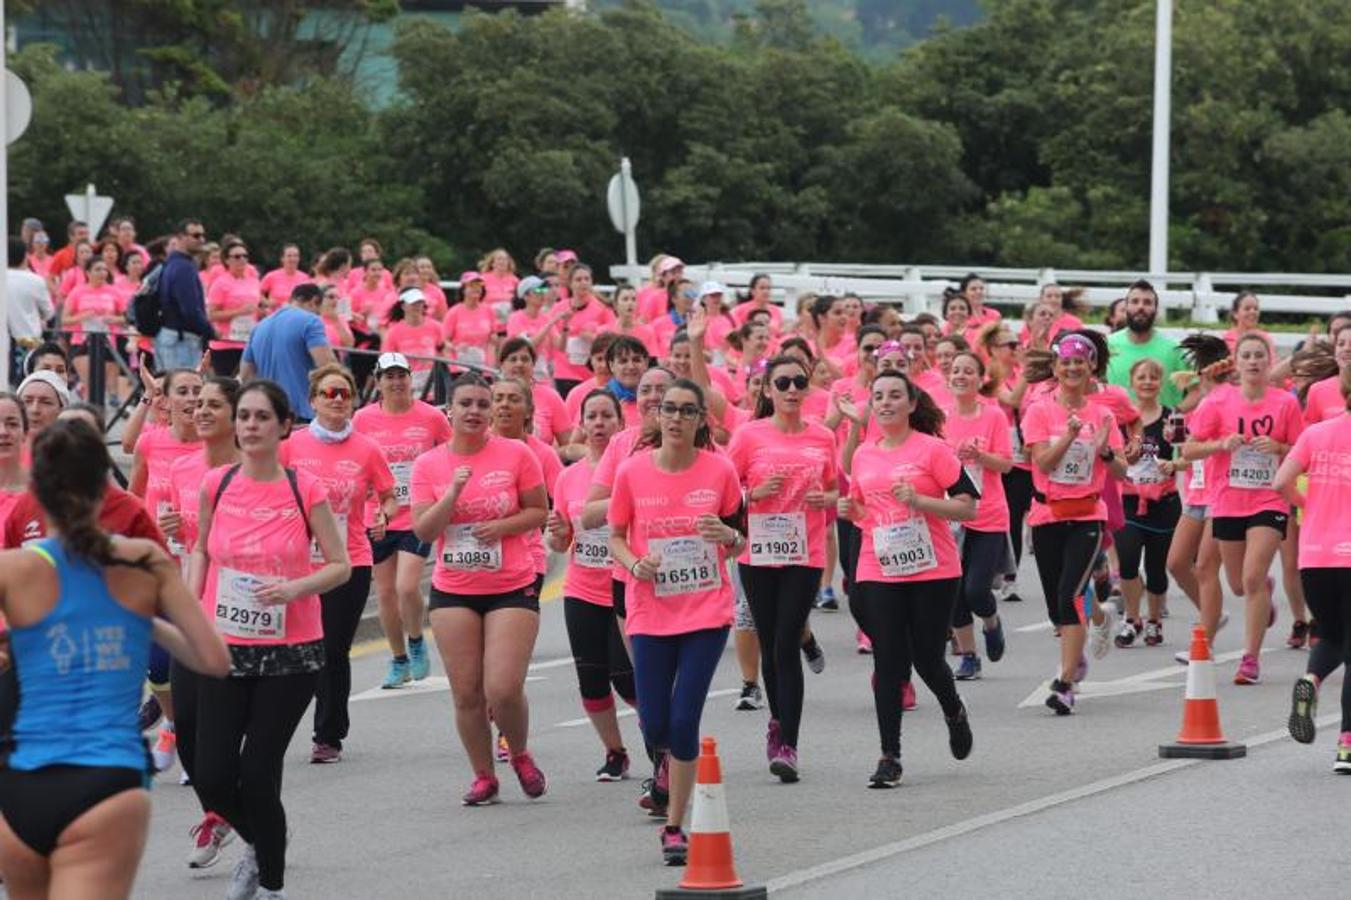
top-left (606, 157), bottom-right (640, 270)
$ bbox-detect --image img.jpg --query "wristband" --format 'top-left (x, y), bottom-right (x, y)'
top-left (629, 559), bottom-right (641, 577)
top-left (1099, 447), bottom-right (1115, 462)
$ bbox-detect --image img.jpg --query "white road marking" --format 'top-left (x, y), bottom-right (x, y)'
top-left (352, 675), bottom-right (544, 703)
top-left (529, 656), bottom-right (577, 672)
top-left (1015, 621), bottom-right (1055, 633)
top-left (552, 688), bottom-right (741, 728)
top-left (767, 712), bottom-right (1339, 894)
top-left (1014, 647), bottom-right (1272, 708)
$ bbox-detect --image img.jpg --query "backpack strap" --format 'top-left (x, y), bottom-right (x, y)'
top-left (210, 463), bottom-right (311, 540)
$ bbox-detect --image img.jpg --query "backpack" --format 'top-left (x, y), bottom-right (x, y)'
top-left (211, 464), bottom-right (311, 539)
top-left (128, 261), bottom-right (165, 338)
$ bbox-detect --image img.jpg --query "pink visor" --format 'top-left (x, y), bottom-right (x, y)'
top-left (555, 250), bottom-right (578, 264)
top-left (1054, 334), bottom-right (1097, 363)
top-left (459, 271), bottom-right (484, 285)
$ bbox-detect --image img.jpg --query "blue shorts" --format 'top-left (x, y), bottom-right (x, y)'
top-left (371, 529), bottom-right (431, 565)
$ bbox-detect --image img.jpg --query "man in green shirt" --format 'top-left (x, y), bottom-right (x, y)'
top-left (1106, 279), bottom-right (1186, 406)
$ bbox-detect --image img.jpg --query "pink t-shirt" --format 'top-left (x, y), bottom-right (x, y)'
top-left (524, 433), bottom-right (563, 574)
top-left (259, 268), bottom-right (313, 305)
top-left (726, 419), bottom-right (837, 569)
top-left (1287, 413), bottom-right (1351, 568)
top-left (1020, 393), bottom-right (1125, 526)
top-left (651, 315), bottom-right (683, 360)
top-left (166, 451), bottom-right (211, 561)
top-left (506, 309), bottom-right (551, 341)
top-left (637, 285), bottom-right (669, 323)
top-left (344, 267), bottom-right (393, 296)
top-left (201, 465), bottom-right (329, 647)
top-left (555, 458), bottom-right (613, 606)
top-left (64, 284), bottom-right (122, 345)
top-left (352, 401), bottom-right (452, 530)
top-left (207, 273), bottom-right (262, 350)
top-left (481, 272), bottom-right (519, 307)
top-left (553, 298), bottom-right (617, 382)
top-left (1188, 383), bottom-right (1304, 518)
top-left (382, 320), bottom-right (442, 371)
top-left (321, 316), bottom-right (351, 349)
top-left (730, 302), bottom-right (783, 335)
top-left (617, 323), bottom-right (661, 359)
top-left (421, 283), bottom-right (449, 320)
top-left (441, 302), bottom-right (496, 367)
top-left (608, 449), bottom-right (742, 637)
top-left (348, 282), bottom-right (388, 324)
top-left (967, 306), bottom-right (1002, 328)
top-left (1305, 375), bottom-right (1346, 424)
top-left (281, 429), bottom-right (395, 568)
top-left (848, 432), bottom-right (966, 583)
top-left (913, 368), bottom-right (954, 410)
top-left (137, 428), bottom-right (201, 534)
top-left (940, 401), bottom-right (1012, 533)
top-left (410, 435), bottom-right (545, 595)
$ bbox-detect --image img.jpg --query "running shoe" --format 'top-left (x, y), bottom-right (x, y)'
top-left (767, 719), bottom-right (782, 763)
top-left (179, 769), bottom-right (192, 786)
top-left (462, 772), bottom-right (500, 806)
top-left (1234, 653), bottom-right (1261, 685)
top-left (152, 724), bottom-right (177, 772)
top-left (856, 630), bottom-right (873, 654)
top-left (639, 778), bottom-right (669, 817)
top-left (661, 826), bottom-right (689, 866)
top-left (735, 681), bottom-right (764, 711)
top-left (138, 695), bottom-right (162, 732)
top-left (1115, 619), bottom-right (1139, 649)
top-left (803, 636), bottom-right (826, 674)
top-left (310, 742), bottom-right (341, 764)
top-left (255, 891), bottom-right (289, 900)
top-left (1090, 600), bottom-right (1118, 660)
top-left (1174, 649), bottom-right (1191, 665)
top-left (1143, 620), bottom-right (1163, 647)
top-left (868, 755), bottom-right (903, 789)
top-left (1287, 620), bottom-right (1310, 650)
top-left (510, 751), bottom-right (547, 799)
top-left (408, 637), bottom-right (430, 681)
top-left (992, 580), bottom-right (1012, 602)
top-left (224, 846), bottom-right (259, 900)
top-left (901, 681), bottom-right (917, 711)
top-left (954, 653), bottom-right (982, 681)
top-left (815, 586), bottom-right (839, 611)
top-left (596, 748), bottom-right (630, 782)
top-left (496, 732), bottom-right (510, 762)
top-left (1046, 679), bottom-right (1075, 716)
top-left (381, 657), bottom-right (411, 689)
top-left (1288, 675), bottom-right (1318, 744)
top-left (946, 704), bottom-right (973, 760)
top-left (187, 812), bottom-right (235, 869)
top-left (984, 617), bottom-right (1006, 662)
top-left (770, 744), bottom-right (800, 783)
top-left (1335, 735), bottom-right (1351, 775)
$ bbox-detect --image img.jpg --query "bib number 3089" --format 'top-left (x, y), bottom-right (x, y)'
top-left (442, 524), bottom-right (502, 571)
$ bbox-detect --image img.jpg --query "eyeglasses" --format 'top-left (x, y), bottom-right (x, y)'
top-left (228, 252), bottom-right (249, 260)
top-left (859, 344), bottom-right (883, 355)
top-left (773, 374), bottom-right (809, 392)
top-left (317, 386), bottom-right (352, 401)
top-left (186, 230), bottom-right (205, 239)
top-left (658, 402), bottom-right (703, 421)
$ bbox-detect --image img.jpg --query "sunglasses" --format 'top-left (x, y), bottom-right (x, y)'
top-left (228, 252), bottom-right (249, 260)
top-left (317, 386), bottom-right (353, 401)
top-left (997, 340), bottom-right (1018, 349)
top-left (773, 374), bottom-right (809, 392)
top-left (186, 231), bottom-right (205, 239)
top-left (658, 402), bottom-right (703, 421)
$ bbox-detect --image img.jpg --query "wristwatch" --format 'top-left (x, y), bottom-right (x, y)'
top-left (1099, 447), bottom-right (1116, 462)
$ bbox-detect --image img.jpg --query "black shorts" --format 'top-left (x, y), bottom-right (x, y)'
top-left (611, 578), bottom-right (627, 619)
top-left (429, 580), bottom-right (541, 615)
top-left (371, 528), bottom-right (431, 564)
top-left (0, 764), bottom-right (147, 856)
top-left (1212, 510), bottom-right (1289, 541)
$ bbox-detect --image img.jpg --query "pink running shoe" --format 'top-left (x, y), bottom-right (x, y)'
top-left (511, 751), bottom-right (547, 799)
top-left (857, 630), bottom-right (873, 654)
top-left (1234, 653), bottom-right (1261, 685)
top-left (462, 772), bottom-right (500, 806)
top-left (766, 719), bottom-right (782, 764)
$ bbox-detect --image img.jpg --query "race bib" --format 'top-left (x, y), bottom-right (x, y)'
top-left (1051, 439), bottom-right (1094, 486)
top-left (457, 345), bottom-right (486, 367)
top-left (337, 295), bottom-right (352, 318)
top-left (748, 512), bottom-right (808, 566)
top-left (214, 567), bottom-right (286, 640)
top-left (157, 501), bottom-right (187, 558)
top-left (390, 461), bottom-right (412, 506)
top-left (310, 514), bottom-right (346, 565)
top-left (1189, 460), bottom-right (1206, 491)
top-left (84, 317), bottom-right (108, 335)
top-left (573, 522), bottom-right (612, 570)
top-left (228, 314), bottom-right (255, 342)
top-left (872, 518), bottom-right (938, 577)
top-left (441, 523), bottom-right (502, 571)
top-left (1127, 455), bottom-right (1166, 486)
top-left (1229, 445), bottom-right (1277, 490)
top-left (566, 335), bottom-right (592, 366)
top-left (1010, 425), bottom-right (1027, 464)
top-left (650, 536), bottom-right (720, 598)
top-left (411, 368), bottom-right (432, 396)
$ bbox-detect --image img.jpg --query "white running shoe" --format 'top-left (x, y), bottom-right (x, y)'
top-left (186, 812), bottom-right (234, 869)
top-left (224, 845), bottom-right (258, 900)
top-left (1090, 601), bottom-right (1118, 660)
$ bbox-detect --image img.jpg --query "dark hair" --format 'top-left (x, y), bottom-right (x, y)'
top-left (32, 420), bottom-right (152, 570)
top-left (943, 294), bottom-right (971, 318)
top-left (777, 336), bottom-right (815, 363)
top-left (238, 379), bottom-right (293, 428)
top-left (359, 237), bottom-right (384, 256)
top-left (533, 247), bottom-right (556, 270)
top-left (958, 273), bottom-right (984, 295)
top-left (1126, 279), bottom-right (1158, 303)
top-left (145, 236), bottom-right (171, 265)
top-left (221, 238), bottom-right (247, 261)
top-left (202, 375), bottom-right (243, 413)
top-left (567, 264), bottom-right (593, 293)
top-left (1230, 290), bottom-right (1258, 314)
top-left (855, 324), bottom-right (886, 345)
top-left (911, 312), bottom-right (940, 328)
top-left (588, 332), bottom-right (618, 370)
top-left (582, 388), bottom-right (624, 422)
top-left (291, 283), bottom-right (323, 306)
top-left (499, 335), bottom-right (536, 363)
top-left (362, 257), bottom-right (384, 272)
top-left (861, 306), bottom-right (896, 328)
top-left (60, 403), bottom-right (107, 435)
top-left (899, 323), bottom-right (927, 340)
top-left (0, 391), bottom-right (28, 431)
top-left (936, 333), bottom-right (971, 353)
top-left (315, 247), bottom-right (351, 277)
top-left (869, 370), bottom-right (945, 437)
top-left (8, 236), bottom-right (26, 268)
top-left (606, 335), bottom-right (649, 367)
top-left (68, 220), bottom-right (87, 238)
top-left (448, 372), bottom-right (493, 404)
top-left (25, 342), bottom-right (68, 375)
top-left (1063, 328), bottom-right (1110, 378)
top-left (745, 273), bottom-right (771, 299)
top-left (175, 218), bottom-right (203, 236)
top-left (810, 294), bottom-right (841, 329)
top-left (162, 367), bottom-right (202, 396)
top-left (637, 379), bottom-right (714, 451)
top-left (1179, 333), bottom-right (1230, 372)
top-left (754, 355), bottom-right (811, 420)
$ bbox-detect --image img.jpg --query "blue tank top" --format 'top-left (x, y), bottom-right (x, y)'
top-left (8, 538), bottom-right (152, 772)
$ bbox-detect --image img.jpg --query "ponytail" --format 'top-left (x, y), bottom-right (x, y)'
top-left (869, 371), bottom-right (945, 437)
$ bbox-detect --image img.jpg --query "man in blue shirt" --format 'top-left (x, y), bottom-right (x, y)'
top-left (239, 284), bottom-right (335, 421)
top-left (156, 219), bottom-right (213, 369)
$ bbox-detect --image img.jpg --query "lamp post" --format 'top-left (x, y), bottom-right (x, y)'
top-left (1148, 0), bottom-right (1173, 278)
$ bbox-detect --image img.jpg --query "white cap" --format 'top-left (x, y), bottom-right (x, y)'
top-left (18, 370), bottom-right (71, 408)
top-left (399, 288), bottom-right (427, 305)
top-left (698, 280), bottom-right (727, 299)
top-left (375, 352), bottom-right (411, 373)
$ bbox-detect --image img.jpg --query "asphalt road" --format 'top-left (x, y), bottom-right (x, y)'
top-left (125, 559), bottom-right (1346, 900)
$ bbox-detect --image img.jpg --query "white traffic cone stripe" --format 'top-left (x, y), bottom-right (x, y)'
top-left (689, 782), bottom-right (731, 834)
top-left (1185, 658), bottom-right (1217, 701)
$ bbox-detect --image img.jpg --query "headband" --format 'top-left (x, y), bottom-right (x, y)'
top-left (1053, 334), bottom-right (1098, 364)
top-left (872, 340), bottom-right (904, 359)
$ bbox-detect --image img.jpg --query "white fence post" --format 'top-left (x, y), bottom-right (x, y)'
top-left (904, 266), bottom-right (926, 316)
top-left (1192, 272), bottom-right (1219, 324)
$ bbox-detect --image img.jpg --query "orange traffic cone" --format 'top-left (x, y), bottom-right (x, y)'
top-left (656, 737), bottom-right (766, 899)
top-left (1159, 625), bottom-right (1247, 760)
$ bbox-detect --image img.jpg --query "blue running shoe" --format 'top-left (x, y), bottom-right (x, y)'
top-left (815, 587), bottom-right (839, 611)
top-left (984, 618), bottom-right (1006, 662)
top-left (954, 652), bottom-right (982, 680)
top-left (408, 638), bottom-right (430, 681)
top-left (382, 657), bottom-right (411, 689)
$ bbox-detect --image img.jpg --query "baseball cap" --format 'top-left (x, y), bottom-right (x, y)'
top-left (459, 271), bottom-right (484, 285)
top-left (375, 352), bottom-right (411, 374)
top-left (698, 280), bottom-right (727, 299)
top-left (398, 288), bottom-right (427, 305)
top-left (656, 256), bottom-right (684, 276)
top-left (516, 275), bottom-right (545, 299)
top-left (18, 371), bottom-right (71, 407)
top-left (556, 249), bottom-right (578, 264)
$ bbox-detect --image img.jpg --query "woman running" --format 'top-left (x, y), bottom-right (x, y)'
top-left (1022, 334), bottom-right (1127, 714)
top-left (353, 352), bottom-right (451, 689)
top-left (839, 370), bottom-right (977, 786)
top-left (942, 351), bottom-right (1012, 679)
top-left (546, 390), bottom-right (639, 781)
top-left (727, 356), bottom-right (838, 782)
top-left (608, 379), bottom-right (744, 863)
top-left (0, 419), bottom-right (229, 900)
top-left (410, 375), bottom-right (549, 806)
top-left (189, 380), bottom-right (350, 900)
top-left (1277, 365), bottom-right (1351, 772)
top-left (282, 364), bottom-right (397, 763)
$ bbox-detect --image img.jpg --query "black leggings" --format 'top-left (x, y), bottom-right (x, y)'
top-left (854, 578), bottom-right (963, 758)
top-left (1002, 467), bottom-right (1034, 568)
top-left (953, 529), bottom-right (1004, 629)
top-left (1302, 568), bottom-right (1351, 733)
top-left (739, 564), bottom-right (821, 748)
top-left (563, 597), bottom-right (636, 711)
top-left (836, 520), bottom-right (862, 598)
top-left (1114, 494), bottom-right (1180, 597)
top-left (313, 566), bottom-right (373, 749)
top-left (194, 671), bottom-right (317, 892)
top-left (170, 662), bottom-right (202, 791)
top-left (1031, 520), bottom-right (1103, 627)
